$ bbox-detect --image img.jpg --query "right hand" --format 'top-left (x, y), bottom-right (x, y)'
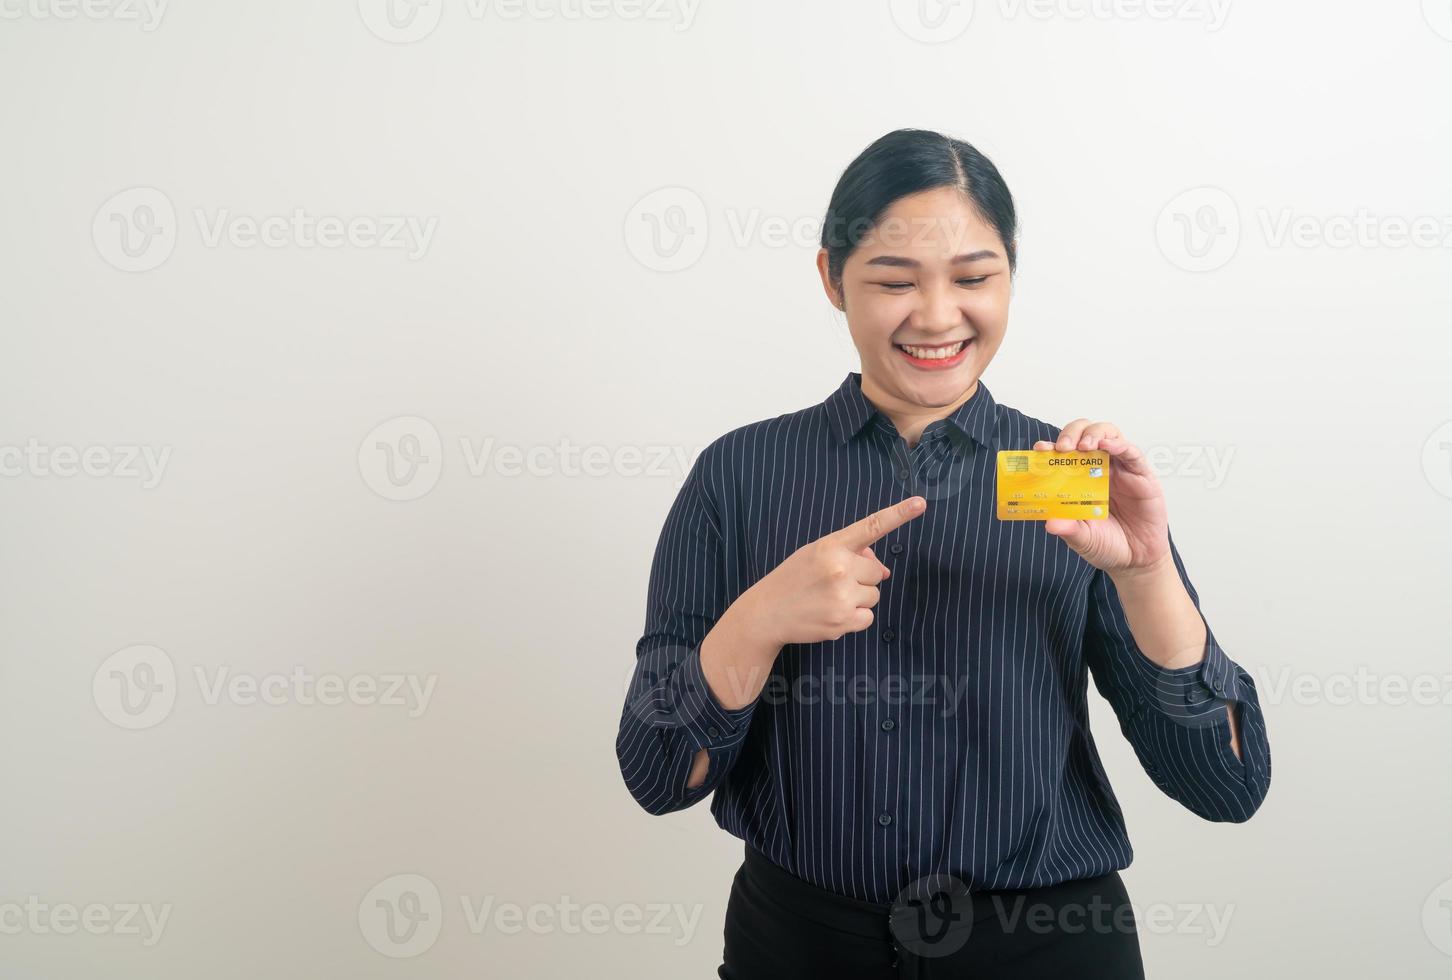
top-left (747, 496), bottom-right (927, 646)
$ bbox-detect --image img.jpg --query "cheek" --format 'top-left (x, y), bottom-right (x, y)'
top-left (846, 293), bottom-right (909, 336)
top-left (962, 289), bottom-right (1010, 330)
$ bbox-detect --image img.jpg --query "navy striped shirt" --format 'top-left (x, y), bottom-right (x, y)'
top-left (617, 371), bottom-right (1271, 904)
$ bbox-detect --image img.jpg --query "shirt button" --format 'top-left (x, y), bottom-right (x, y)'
top-left (881, 628), bottom-right (895, 642)
top-left (897, 468), bottom-right (910, 481)
top-left (881, 718), bottom-right (896, 732)
top-left (889, 542), bottom-right (904, 555)
top-left (706, 726), bottom-right (719, 739)
top-left (878, 812), bottom-right (893, 827)
top-left (1186, 687), bottom-right (1208, 704)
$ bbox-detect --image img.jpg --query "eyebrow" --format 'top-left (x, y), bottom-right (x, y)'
top-left (864, 250), bottom-right (999, 268)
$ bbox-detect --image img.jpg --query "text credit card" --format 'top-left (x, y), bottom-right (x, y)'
top-left (995, 450), bottom-right (1110, 521)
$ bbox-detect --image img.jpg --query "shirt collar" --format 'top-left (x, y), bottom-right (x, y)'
top-left (824, 371), bottom-right (1000, 452)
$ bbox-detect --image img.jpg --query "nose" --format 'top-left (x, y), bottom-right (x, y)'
top-left (908, 281), bottom-right (964, 335)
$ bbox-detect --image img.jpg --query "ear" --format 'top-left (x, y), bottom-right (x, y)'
top-left (815, 248), bottom-right (843, 310)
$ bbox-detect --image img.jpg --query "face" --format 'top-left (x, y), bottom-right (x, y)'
top-left (817, 186), bottom-right (1013, 415)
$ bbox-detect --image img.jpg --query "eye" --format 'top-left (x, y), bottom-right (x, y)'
top-left (874, 277), bottom-right (988, 291)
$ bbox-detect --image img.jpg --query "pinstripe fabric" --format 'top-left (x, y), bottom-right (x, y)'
top-left (617, 371), bottom-right (1271, 904)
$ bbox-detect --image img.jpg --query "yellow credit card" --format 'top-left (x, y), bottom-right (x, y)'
top-left (996, 450), bottom-right (1110, 520)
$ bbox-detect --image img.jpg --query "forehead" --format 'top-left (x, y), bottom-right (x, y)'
top-left (854, 187), bottom-right (996, 256)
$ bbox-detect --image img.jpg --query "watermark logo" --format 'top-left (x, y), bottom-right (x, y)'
top-left (624, 187), bottom-right (709, 272)
top-left (359, 416), bottom-right (445, 502)
top-left (1424, 0), bottom-right (1452, 41)
top-left (358, 873), bottom-right (704, 956)
top-left (888, 0), bottom-right (975, 43)
top-left (93, 644), bottom-right (178, 730)
top-left (358, 0), bottom-right (444, 42)
top-left (0, 0), bottom-right (169, 30)
top-left (1255, 664), bottom-right (1452, 708)
top-left (93, 188), bottom-right (439, 271)
top-left (904, 444), bottom-right (975, 502)
top-left (1142, 442), bottom-right (1235, 489)
top-left (625, 206), bottom-right (1015, 273)
top-left (0, 896), bottom-right (172, 946)
top-left (1424, 877), bottom-right (1452, 956)
top-left (889, 878), bottom-right (1235, 959)
top-left (997, 0), bottom-right (1230, 29)
top-left (358, 0), bottom-right (700, 41)
top-left (93, 646), bottom-right (438, 729)
top-left (1155, 186), bottom-right (1240, 273)
top-left (889, 874), bottom-right (974, 958)
top-left (458, 892), bottom-right (702, 944)
top-left (93, 187), bottom-right (177, 273)
top-left (889, 0), bottom-right (1230, 40)
top-left (620, 663), bottom-right (980, 724)
top-left (359, 874), bottom-right (444, 958)
top-left (0, 439), bottom-right (172, 488)
top-left (358, 416), bottom-right (703, 500)
top-left (1158, 187), bottom-right (1452, 271)
top-left (1421, 420), bottom-right (1452, 500)
top-left (192, 209), bottom-right (437, 259)
top-left (1153, 660), bottom-right (1452, 714)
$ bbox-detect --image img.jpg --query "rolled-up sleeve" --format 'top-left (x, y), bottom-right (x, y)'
top-left (616, 455), bottom-right (760, 815)
top-left (1081, 527), bottom-right (1272, 822)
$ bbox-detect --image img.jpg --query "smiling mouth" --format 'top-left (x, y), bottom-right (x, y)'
top-left (894, 339), bottom-right (972, 361)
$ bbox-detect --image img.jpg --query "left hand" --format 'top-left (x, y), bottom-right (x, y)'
top-left (1034, 420), bottom-right (1171, 575)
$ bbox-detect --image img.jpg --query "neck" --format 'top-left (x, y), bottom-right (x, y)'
top-left (860, 373), bottom-right (979, 449)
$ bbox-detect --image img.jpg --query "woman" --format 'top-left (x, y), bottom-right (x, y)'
top-left (617, 128), bottom-right (1271, 978)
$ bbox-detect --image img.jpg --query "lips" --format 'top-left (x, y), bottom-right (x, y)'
top-left (888, 342), bottom-right (969, 362)
top-left (894, 338), bottom-right (973, 365)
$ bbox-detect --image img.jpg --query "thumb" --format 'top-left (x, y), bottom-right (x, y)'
top-left (857, 546), bottom-right (891, 578)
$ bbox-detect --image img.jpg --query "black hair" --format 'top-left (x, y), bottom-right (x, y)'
top-left (819, 129), bottom-right (1018, 304)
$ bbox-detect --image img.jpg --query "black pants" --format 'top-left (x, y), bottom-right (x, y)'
top-left (719, 843), bottom-right (1145, 979)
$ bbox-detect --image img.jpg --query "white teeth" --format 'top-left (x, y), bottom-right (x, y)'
top-left (899, 340), bottom-right (968, 360)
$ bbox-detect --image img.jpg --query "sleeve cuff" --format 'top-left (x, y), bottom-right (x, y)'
top-left (1128, 607), bottom-right (1251, 728)
top-left (662, 642), bottom-right (759, 752)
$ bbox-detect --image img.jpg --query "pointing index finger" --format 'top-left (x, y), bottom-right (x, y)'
top-left (836, 496), bottom-right (926, 550)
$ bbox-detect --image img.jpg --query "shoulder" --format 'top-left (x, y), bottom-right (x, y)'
top-left (693, 401), bottom-right (824, 472)
top-left (682, 400), bottom-right (823, 519)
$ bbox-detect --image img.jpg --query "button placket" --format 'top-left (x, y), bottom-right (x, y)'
top-left (889, 433), bottom-right (916, 496)
top-left (871, 424), bottom-right (910, 843)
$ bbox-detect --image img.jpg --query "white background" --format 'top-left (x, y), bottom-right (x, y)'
top-left (2, 0), bottom-right (1450, 976)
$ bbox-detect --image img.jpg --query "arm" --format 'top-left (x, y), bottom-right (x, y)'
top-left (685, 598), bottom-right (780, 787)
top-left (1082, 527), bottom-right (1272, 822)
top-left (618, 456), bottom-right (921, 813)
top-left (1109, 552), bottom-right (1242, 760)
top-left (616, 459), bottom-right (777, 815)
